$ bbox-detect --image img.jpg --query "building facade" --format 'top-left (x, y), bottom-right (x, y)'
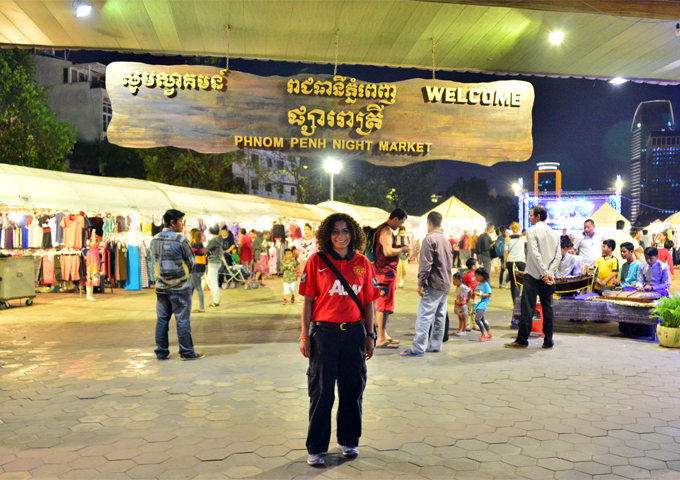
top-left (232, 149), bottom-right (300, 202)
top-left (630, 100), bottom-right (675, 225)
top-left (33, 52), bottom-right (111, 143)
top-left (641, 131), bottom-right (680, 222)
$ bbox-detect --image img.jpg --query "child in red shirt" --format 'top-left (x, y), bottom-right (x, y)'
top-left (463, 258), bottom-right (478, 331)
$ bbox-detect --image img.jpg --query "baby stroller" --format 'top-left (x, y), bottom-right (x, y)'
top-left (220, 263), bottom-right (256, 289)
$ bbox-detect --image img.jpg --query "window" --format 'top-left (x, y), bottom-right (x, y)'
top-left (251, 178), bottom-right (259, 191)
top-left (277, 160), bottom-right (285, 171)
top-left (234, 177), bottom-right (246, 191)
top-left (276, 184), bottom-right (283, 195)
top-left (102, 98), bottom-right (112, 133)
top-left (251, 154), bottom-right (259, 165)
top-left (265, 183), bottom-right (272, 192)
top-left (290, 186), bottom-right (297, 197)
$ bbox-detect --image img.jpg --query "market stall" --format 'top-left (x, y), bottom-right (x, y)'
top-left (589, 203), bottom-right (630, 233)
top-left (421, 195), bottom-right (486, 234)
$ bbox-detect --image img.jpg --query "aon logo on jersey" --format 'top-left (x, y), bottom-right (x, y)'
top-left (328, 280), bottom-right (362, 296)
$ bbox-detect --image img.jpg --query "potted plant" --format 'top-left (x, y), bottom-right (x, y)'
top-left (650, 295), bottom-right (680, 348)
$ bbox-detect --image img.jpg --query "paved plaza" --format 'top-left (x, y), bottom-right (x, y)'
top-left (1, 264), bottom-right (680, 480)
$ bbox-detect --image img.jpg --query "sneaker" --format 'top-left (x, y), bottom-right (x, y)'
top-left (337, 444), bottom-right (359, 456)
top-left (465, 326), bottom-right (471, 332)
top-left (180, 353), bottom-right (205, 361)
top-left (282, 298), bottom-right (288, 305)
top-left (307, 453), bottom-right (324, 466)
top-left (504, 341), bottom-right (527, 349)
top-left (478, 335), bottom-right (487, 342)
top-left (486, 332), bottom-right (494, 340)
top-left (157, 355), bottom-right (170, 361)
top-left (397, 281), bottom-right (404, 288)
top-left (291, 296), bottom-right (295, 304)
top-left (454, 331), bottom-right (466, 336)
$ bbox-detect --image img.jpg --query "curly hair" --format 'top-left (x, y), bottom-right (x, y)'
top-left (316, 213), bottom-right (366, 254)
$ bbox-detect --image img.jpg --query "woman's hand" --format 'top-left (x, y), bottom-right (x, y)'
top-left (300, 338), bottom-right (311, 358)
top-left (363, 337), bottom-right (374, 360)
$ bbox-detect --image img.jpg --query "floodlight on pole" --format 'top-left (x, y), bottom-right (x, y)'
top-left (324, 158), bottom-right (342, 201)
top-left (512, 183), bottom-right (522, 196)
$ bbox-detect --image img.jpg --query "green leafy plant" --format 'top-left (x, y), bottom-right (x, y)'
top-left (650, 294), bottom-right (680, 328)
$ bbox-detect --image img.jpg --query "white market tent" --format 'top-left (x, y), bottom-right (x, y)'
top-left (421, 195), bottom-right (486, 233)
top-left (644, 219), bottom-right (666, 232)
top-left (664, 212), bottom-right (680, 226)
top-left (0, 164), bottom-right (378, 225)
top-left (590, 203), bottom-right (630, 232)
top-left (0, 163), bottom-right (173, 214)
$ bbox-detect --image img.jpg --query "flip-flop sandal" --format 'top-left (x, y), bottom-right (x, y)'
top-left (376, 342), bottom-right (399, 349)
top-left (399, 349), bottom-right (424, 357)
top-left (191, 309), bottom-right (205, 313)
top-left (386, 338), bottom-right (400, 344)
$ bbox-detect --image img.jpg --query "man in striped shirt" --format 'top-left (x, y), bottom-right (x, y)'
top-left (150, 209), bottom-right (203, 361)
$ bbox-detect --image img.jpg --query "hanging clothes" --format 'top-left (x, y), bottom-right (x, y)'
top-left (146, 246), bottom-right (156, 283)
top-left (61, 214), bottom-right (85, 249)
top-left (42, 254), bottom-right (56, 285)
top-left (125, 245), bottom-right (141, 291)
top-left (103, 216), bottom-right (115, 239)
top-left (140, 242), bottom-right (149, 288)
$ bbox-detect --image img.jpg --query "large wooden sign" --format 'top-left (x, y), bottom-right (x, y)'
top-left (106, 62), bottom-right (534, 167)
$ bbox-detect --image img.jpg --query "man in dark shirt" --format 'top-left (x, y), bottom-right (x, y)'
top-left (476, 223), bottom-right (495, 272)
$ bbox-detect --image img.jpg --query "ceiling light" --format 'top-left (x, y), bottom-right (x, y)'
top-left (549, 31), bottom-right (564, 45)
top-left (609, 77), bottom-right (628, 85)
top-left (74, 0), bottom-right (92, 17)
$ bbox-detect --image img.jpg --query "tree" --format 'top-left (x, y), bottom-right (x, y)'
top-left (139, 147), bottom-right (244, 192)
top-left (0, 49), bottom-right (76, 170)
top-left (442, 177), bottom-right (518, 226)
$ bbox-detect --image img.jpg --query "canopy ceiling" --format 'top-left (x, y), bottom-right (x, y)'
top-left (590, 202), bottom-right (630, 231)
top-left (2, 1), bottom-right (680, 83)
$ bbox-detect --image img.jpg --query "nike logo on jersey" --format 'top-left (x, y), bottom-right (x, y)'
top-left (318, 268), bottom-right (328, 273)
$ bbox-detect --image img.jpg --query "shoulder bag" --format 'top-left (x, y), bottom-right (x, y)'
top-left (317, 252), bottom-right (364, 318)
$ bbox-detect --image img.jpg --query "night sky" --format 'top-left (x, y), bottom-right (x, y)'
top-left (69, 49), bottom-right (680, 213)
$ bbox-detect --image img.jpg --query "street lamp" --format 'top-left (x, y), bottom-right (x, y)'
top-left (324, 158), bottom-right (342, 201)
top-left (512, 183), bottom-right (521, 196)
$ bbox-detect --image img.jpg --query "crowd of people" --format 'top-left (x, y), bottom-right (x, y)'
top-left (145, 206), bottom-right (678, 466)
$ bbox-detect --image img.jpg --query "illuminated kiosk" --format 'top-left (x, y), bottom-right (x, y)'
top-left (514, 175), bottom-right (623, 232)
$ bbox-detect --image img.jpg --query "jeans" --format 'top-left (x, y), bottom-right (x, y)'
top-left (206, 262), bottom-right (220, 304)
top-left (411, 287), bottom-right (448, 354)
top-left (155, 290), bottom-right (195, 358)
top-left (191, 271), bottom-right (204, 310)
top-left (506, 261), bottom-right (526, 305)
top-left (452, 251), bottom-right (460, 268)
top-left (498, 259), bottom-right (506, 286)
top-left (307, 323), bottom-right (367, 454)
top-left (480, 254), bottom-right (492, 273)
top-left (516, 274), bottom-right (555, 346)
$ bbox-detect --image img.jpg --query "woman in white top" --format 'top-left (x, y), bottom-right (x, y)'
top-left (504, 222), bottom-right (527, 307)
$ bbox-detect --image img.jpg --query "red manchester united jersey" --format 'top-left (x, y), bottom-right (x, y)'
top-left (299, 251), bottom-right (380, 323)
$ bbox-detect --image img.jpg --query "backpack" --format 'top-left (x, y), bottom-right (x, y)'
top-left (494, 237), bottom-right (505, 257)
top-left (458, 235), bottom-right (467, 249)
top-left (363, 222), bottom-right (388, 264)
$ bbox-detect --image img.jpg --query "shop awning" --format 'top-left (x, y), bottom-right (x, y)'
top-left (422, 195), bottom-right (486, 232)
top-left (263, 199), bottom-right (332, 224)
top-left (0, 163), bottom-right (173, 214)
top-left (148, 182), bottom-right (280, 219)
top-left (2, 1), bottom-right (679, 83)
top-left (318, 201), bottom-right (391, 227)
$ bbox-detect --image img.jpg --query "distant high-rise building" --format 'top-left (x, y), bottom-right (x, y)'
top-left (640, 131), bottom-right (680, 222)
top-left (534, 162), bottom-right (561, 193)
top-left (630, 100), bottom-right (674, 224)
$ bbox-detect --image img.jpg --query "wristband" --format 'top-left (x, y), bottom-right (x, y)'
top-left (300, 335), bottom-right (310, 340)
